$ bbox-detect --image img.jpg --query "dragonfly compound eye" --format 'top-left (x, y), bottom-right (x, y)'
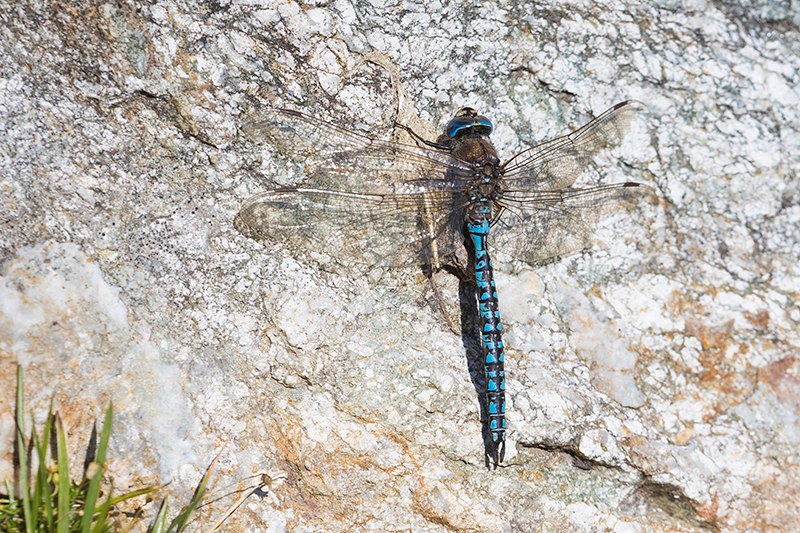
top-left (446, 112), bottom-right (494, 138)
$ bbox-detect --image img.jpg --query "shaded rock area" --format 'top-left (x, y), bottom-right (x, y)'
top-left (1, 0), bottom-right (799, 531)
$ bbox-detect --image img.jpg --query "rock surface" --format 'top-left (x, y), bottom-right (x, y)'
top-left (1, 0), bottom-right (799, 531)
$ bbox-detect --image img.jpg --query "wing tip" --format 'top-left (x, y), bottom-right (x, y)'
top-left (623, 182), bottom-right (659, 205)
top-left (233, 213), bottom-right (257, 239)
top-left (615, 99), bottom-right (646, 111)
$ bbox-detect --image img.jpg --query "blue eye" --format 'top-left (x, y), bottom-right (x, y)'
top-left (445, 112), bottom-right (493, 138)
top-left (475, 117), bottom-right (493, 133)
top-left (446, 117), bottom-right (476, 138)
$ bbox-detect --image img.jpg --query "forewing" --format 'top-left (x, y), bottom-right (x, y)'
top-left (502, 101), bottom-right (644, 191)
top-left (234, 188), bottom-right (470, 268)
top-left (491, 182), bottom-right (657, 264)
top-left (242, 108), bottom-right (476, 194)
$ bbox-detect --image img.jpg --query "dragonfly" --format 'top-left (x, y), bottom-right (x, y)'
top-left (234, 101), bottom-right (657, 468)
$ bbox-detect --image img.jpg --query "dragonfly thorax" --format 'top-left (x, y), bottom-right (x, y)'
top-left (450, 137), bottom-right (501, 169)
top-left (466, 179), bottom-right (503, 220)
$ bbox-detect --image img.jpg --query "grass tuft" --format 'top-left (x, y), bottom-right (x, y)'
top-left (1, 367), bottom-right (156, 532)
top-left (2, 366), bottom-right (283, 533)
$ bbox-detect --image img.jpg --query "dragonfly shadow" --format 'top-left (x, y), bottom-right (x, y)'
top-left (459, 279), bottom-right (498, 467)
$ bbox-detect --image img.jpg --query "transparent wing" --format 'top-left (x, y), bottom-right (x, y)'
top-left (501, 101), bottom-right (644, 191)
top-left (491, 182), bottom-right (657, 264)
top-left (234, 188), bottom-right (471, 268)
top-left (243, 108), bottom-right (476, 194)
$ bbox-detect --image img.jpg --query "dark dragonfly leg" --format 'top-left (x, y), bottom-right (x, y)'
top-left (467, 205), bottom-right (506, 467)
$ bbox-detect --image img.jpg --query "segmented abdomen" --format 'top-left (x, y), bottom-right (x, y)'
top-left (467, 205), bottom-right (506, 467)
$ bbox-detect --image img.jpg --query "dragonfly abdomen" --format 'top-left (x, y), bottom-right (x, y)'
top-left (467, 203), bottom-right (506, 467)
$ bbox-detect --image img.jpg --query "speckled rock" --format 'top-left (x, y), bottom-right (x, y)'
top-left (1, 1), bottom-right (799, 531)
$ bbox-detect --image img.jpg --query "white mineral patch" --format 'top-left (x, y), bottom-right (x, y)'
top-left (0, 243), bottom-right (199, 480)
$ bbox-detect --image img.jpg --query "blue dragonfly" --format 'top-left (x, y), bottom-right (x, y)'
top-left (234, 101), bottom-right (657, 468)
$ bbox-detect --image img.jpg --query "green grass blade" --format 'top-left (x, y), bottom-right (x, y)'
top-left (30, 427), bottom-right (43, 522)
top-left (2, 478), bottom-right (18, 526)
top-left (150, 496), bottom-right (170, 533)
top-left (31, 425), bottom-right (53, 532)
top-left (3, 478), bottom-right (14, 505)
top-left (55, 415), bottom-right (71, 533)
top-left (91, 487), bottom-right (157, 533)
top-left (105, 487), bottom-right (156, 507)
top-left (80, 402), bottom-right (114, 533)
top-left (41, 403), bottom-right (56, 531)
top-left (15, 366), bottom-right (33, 533)
top-left (165, 451), bottom-right (222, 533)
top-left (90, 486), bottom-right (114, 533)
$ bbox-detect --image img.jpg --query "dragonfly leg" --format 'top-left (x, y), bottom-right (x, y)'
top-left (394, 123), bottom-right (454, 151)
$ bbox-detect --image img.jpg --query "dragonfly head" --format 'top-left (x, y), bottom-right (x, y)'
top-left (446, 107), bottom-right (493, 139)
